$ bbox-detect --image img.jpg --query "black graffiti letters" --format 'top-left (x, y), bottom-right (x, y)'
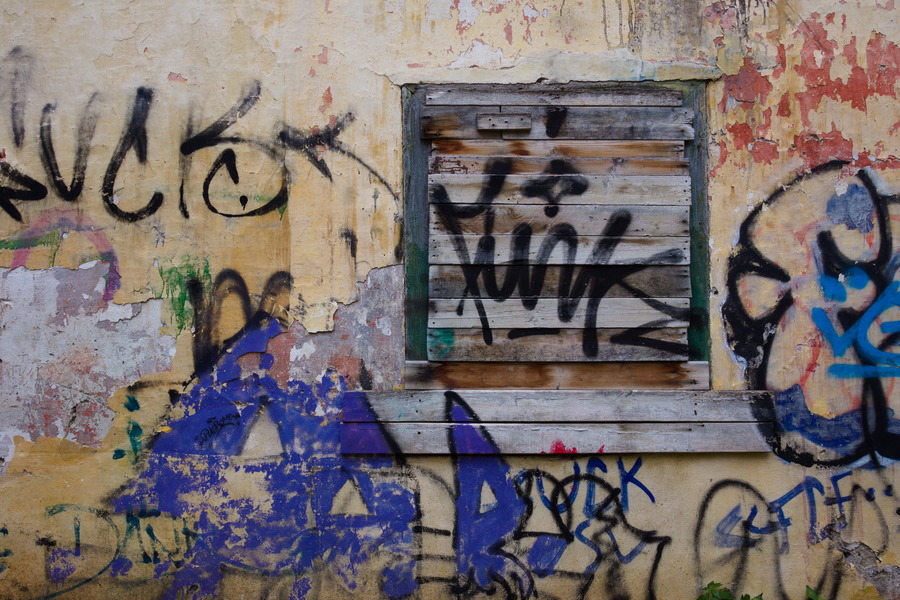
top-left (102, 88), bottom-right (164, 223)
top-left (0, 161), bottom-right (48, 222)
top-left (433, 158), bottom-right (688, 357)
top-left (0, 63), bottom-right (397, 223)
top-left (40, 93), bottom-right (101, 203)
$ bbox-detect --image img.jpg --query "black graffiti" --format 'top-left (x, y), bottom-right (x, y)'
top-left (102, 87), bottom-right (164, 222)
top-left (0, 161), bottom-right (48, 223)
top-left (432, 158), bottom-right (688, 357)
top-left (0, 52), bottom-right (398, 222)
top-left (193, 413), bottom-right (240, 446)
top-left (6, 46), bottom-right (32, 148)
top-left (188, 269), bottom-right (293, 375)
top-left (722, 161), bottom-right (900, 466)
top-left (39, 93), bottom-right (101, 202)
top-left (693, 474), bottom-right (896, 600)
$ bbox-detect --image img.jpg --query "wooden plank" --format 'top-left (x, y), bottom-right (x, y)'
top-left (422, 105), bottom-right (501, 139)
top-left (429, 174), bottom-right (691, 206)
top-left (421, 106), bottom-right (693, 140)
top-left (428, 265), bottom-right (692, 298)
top-left (404, 361), bottom-right (710, 390)
top-left (426, 327), bottom-right (687, 362)
top-left (429, 234), bottom-right (690, 265)
top-left (476, 113), bottom-right (532, 131)
top-left (343, 389), bottom-right (773, 423)
top-left (429, 155), bottom-right (690, 175)
top-left (430, 204), bottom-right (690, 237)
top-left (424, 84), bottom-right (684, 107)
top-left (503, 106), bottom-right (694, 140)
top-left (340, 422), bottom-right (771, 453)
top-left (428, 297), bottom-right (689, 329)
top-left (431, 139), bottom-right (685, 158)
top-left (404, 86), bottom-right (432, 360)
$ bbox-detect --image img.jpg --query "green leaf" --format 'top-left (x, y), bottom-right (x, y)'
top-left (806, 586), bottom-right (823, 600)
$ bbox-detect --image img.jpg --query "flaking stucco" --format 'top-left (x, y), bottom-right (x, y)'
top-left (0, 1), bottom-right (897, 599)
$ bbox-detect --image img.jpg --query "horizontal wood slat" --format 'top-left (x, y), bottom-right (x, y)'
top-left (429, 297), bottom-right (689, 329)
top-left (430, 155), bottom-right (690, 176)
top-left (427, 327), bottom-right (687, 362)
top-left (343, 389), bottom-right (772, 422)
top-left (429, 234), bottom-right (689, 265)
top-left (429, 174), bottom-right (691, 206)
top-left (430, 204), bottom-right (689, 237)
top-left (425, 84), bottom-right (684, 107)
top-left (476, 113), bottom-right (532, 130)
top-left (341, 422), bottom-right (771, 454)
top-left (404, 361), bottom-right (710, 390)
top-left (422, 106), bottom-right (693, 140)
top-left (428, 264), bottom-right (692, 298)
top-left (430, 139), bottom-right (686, 157)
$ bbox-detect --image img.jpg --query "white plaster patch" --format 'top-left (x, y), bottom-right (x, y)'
top-left (290, 341), bottom-right (317, 361)
top-left (449, 39), bottom-right (515, 69)
top-left (98, 302), bottom-right (136, 324)
top-left (0, 265), bottom-right (177, 470)
top-left (375, 316), bottom-right (392, 336)
top-left (425, 0), bottom-right (453, 19)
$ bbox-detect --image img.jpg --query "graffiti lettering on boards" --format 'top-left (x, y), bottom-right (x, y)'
top-left (431, 157), bottom-right (689, 358)
top-left (6, 268), bottom-right (667, 600)
top-left (694, 470), bottom-right (897, 600)
top-left (724, 161), bottom-right (900, 466)
top-left (0, 47), bottom-right (397, 223)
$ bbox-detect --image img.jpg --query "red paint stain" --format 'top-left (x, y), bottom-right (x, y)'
top-left (317, 45), bottom-right (329, 64)
top-left (597, 445), bottom-right (605, 454)
top-left (718, 57), bottom-right (773, 112)
top-left (794, 16), bottom-right (900, 127)
top-left (504, 21), bottom-right (513, 45)
top-left (798, 334), bottom-right (823, 388)
top-left (548, 440), bottom-right (577, 454)
top-left (407, 63), bottom-right (424, 68)
top-left (776, 92), bottom-right (791, 117)
top-left (319, 87), bottom-right (333, 114)
top-left (167, 72), bottom-right (188, 83)
top-left (792, 125), bottom-right (853, 168)
top-left (749, 139), bottom-right (779, 164)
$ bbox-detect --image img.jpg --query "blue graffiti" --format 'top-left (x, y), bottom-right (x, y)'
top-left (710, 465), bottom-right (891, 554)
top-left (112, 315), bottom-right (416, 600)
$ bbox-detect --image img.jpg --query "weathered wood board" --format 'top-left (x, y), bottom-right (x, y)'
top-left (428, 264), bottom-right (692, 298)
top-left (430, 204), bottom-right (690, 236)
top-left (424, 84), bottom-right (685, 107)
top-left (343, 389), bottom-right (773, 423)
top-left (429, 155), bottom-right (690, 175)
top-left (429, 174), bottom-right (691, 206)
top-left (428, 297), bottom-right (689, 329)
top-left (341, 422), bottom-right (771, 453)
top-left (430, 139), bottom-right (686, 158)
top-left (404, 361), bottom-right (710, 390)
top-left (422, 106), bottom-right (694, 140)
top-left (426, 327), bottom-right (688, 361)
top-left (428, 234), bottom-right (690, 265)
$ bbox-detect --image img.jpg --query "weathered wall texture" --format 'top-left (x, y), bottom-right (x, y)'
top-left (0, 1), bottom-right (897, 599)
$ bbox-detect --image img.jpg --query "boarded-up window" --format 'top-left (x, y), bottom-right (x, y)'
top-left (339, 83), bottom-right (773, 455)
top-left (405, 84), bottom-right (708, 388)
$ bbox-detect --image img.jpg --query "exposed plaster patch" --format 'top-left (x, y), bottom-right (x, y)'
top-left (0, 265), bottom-right (176, 470)
top-left (448, 39), bottom-right (516, 69)
top-left (825, 519), bottom-right (900, 600)
top-left (385, 49), bottom-right (721, 85)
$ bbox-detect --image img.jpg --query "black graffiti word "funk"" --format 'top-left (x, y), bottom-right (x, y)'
top-left (431, 157), bottom-right (689, 357)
